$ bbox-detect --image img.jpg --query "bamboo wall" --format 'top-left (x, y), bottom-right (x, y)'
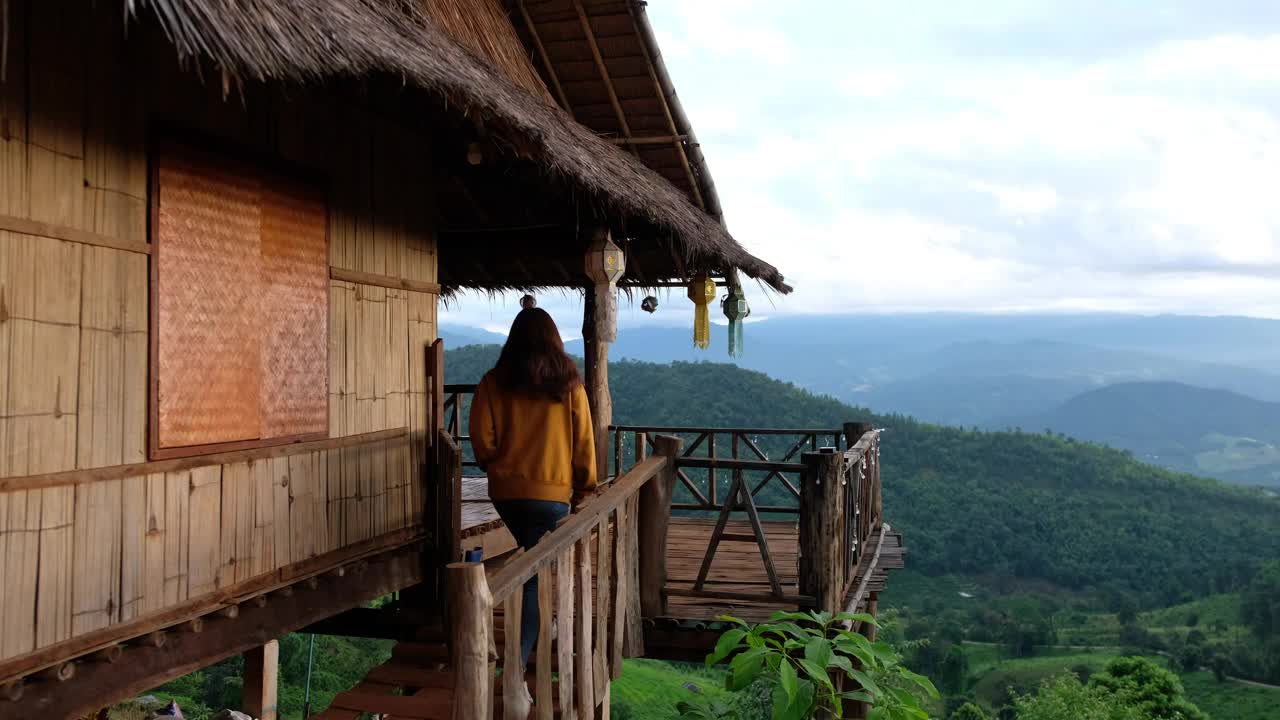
top-left (0, 0), bottom-right (439, 668)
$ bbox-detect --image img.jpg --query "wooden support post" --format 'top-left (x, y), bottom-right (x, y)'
top-left (865, 592), bottom-right (880, 642)
top-left (635, 432), bottom-right (647, 463)
top-left (800, 451), bottom-right (844, 612)
top-left (640, 436), bottom-right (683, 617)
top-left (582, 285), bottom-right (612, 486)
top-left (448, 562), bottom-right (493, 720)
top-left (243, 640), bottom-right (279, 720)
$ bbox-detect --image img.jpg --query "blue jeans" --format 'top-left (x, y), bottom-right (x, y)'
top-left (493, 499), bottom-right (570, 666)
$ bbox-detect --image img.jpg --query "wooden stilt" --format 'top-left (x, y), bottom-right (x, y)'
top-left (243, 640), bottom-right (279, 720)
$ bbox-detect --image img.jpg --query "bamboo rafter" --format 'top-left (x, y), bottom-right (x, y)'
top-left (572, 0), bottom-right (634, 154)
top-left (625, 2), bottom-right (706, 211)
top-left (518, 0), bottom-right (574, 116)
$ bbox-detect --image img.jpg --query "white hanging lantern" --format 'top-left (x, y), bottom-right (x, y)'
top-left (584, 230), bottom-right (625, 342)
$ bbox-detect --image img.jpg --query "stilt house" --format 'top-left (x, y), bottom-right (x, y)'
top-left (0, 1), bottom-right (903, 718)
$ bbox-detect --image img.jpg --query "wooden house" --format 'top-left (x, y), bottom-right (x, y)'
top-left (0, 1), bottom-right (901, 718)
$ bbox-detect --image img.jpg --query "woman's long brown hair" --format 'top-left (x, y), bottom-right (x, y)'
top-left (492, 308), bottom-right (582, 401)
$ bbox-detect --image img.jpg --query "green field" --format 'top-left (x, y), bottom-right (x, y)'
top-left (1141, 594), bottom-right (1243, 630)
top-left (612, 659), bottom-right (734, 720)
top-left (968, 648), bottom-right (1126, 709)
top-left (960, 645), bottom-right (1280, 720)
top-left (1180, 671), bottom-right (1280, 720)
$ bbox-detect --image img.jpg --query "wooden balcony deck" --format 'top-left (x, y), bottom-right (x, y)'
top-left (459, 478), bottom-right (905, 626)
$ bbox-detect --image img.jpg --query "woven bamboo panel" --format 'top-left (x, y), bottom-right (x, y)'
top-left (156, 149), bottom-right (263, 448)
top-left (260, 182), bottom-right (329, 438)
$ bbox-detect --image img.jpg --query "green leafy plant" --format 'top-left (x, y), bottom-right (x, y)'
top-left (687, 609), bottom-right (939, 720)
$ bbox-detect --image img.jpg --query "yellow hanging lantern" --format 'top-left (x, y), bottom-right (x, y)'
top-left (584, 230), bottom-right (625, 342)
top-left (687, 274), bottom-right (716, 349)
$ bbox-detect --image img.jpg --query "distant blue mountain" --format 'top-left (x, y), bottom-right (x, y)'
top-left (1009, 381), bottom-right (1280, 489)
top-left (446, 311), bottom-right (1280, 431)
top-left (439, 323), bottom-right (508, 349)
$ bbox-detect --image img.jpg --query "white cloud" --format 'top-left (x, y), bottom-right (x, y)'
top-left (636, 3), bottom-right (1280, 319)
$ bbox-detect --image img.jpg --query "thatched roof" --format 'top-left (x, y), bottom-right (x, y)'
top-left (131, 0), bottom-right (791, 293)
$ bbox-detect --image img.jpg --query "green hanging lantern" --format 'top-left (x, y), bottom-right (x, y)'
top-left (722, 284), bottom-right (750, 357)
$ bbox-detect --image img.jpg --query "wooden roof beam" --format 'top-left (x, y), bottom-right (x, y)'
top-left (518, 1), bottom-right (575, 117)
top-left (572, 0), bottom-right (636, 155)
top-left (626, 3), bottom-right (706, 211)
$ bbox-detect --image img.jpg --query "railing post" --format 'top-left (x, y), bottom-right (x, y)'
top-left (842, 421), bottom-right (874, 448)
top-left (800, 450), bottom-right (844, 612)
top-left (449, 562), bottom-right (493, 720)
top-left (872, 434), bottom-right (882, 528)
top-left (614, 428), bottom-right (624, 478)
top-left (640, 435), bottom-right (683, 617)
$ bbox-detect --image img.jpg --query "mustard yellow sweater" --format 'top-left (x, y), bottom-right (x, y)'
top-left (469, 372), bottom-right (597, 504)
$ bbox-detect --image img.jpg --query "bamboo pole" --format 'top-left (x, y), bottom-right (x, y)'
top-left (448, 562), bottom-right (493, 720)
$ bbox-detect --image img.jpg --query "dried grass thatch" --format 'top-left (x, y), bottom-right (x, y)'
top-left (423, 0), bottom-right (553, 104)
top-left (127, 0), bottom-right (790, 292)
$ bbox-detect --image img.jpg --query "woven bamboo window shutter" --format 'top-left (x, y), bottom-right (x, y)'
top-left (151, 142), bottom-right (329, 458)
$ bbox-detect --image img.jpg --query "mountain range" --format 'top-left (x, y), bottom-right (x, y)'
top-left (440, 312), bottom-right (1280, 488)
top-left (443, 344), bottom-right (1280, 605)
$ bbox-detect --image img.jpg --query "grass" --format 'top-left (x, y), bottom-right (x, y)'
top-left (1141, 593), bottom-right (1243, 630)
top-left (611, 659), bottom-right (735, 720)
top-left (962, 645), bottom-right (1280, 720)
top-left (968, 649), bottom-right (1125, 710)
top-left (1180, 670), bottom-right (1280, 720)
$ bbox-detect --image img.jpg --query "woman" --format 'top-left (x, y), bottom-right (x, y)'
top-left (469, 307), bottom-right (597, 665)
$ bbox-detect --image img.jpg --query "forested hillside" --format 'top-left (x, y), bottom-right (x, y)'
top-left (447, 345), bottom-right (1280, 607)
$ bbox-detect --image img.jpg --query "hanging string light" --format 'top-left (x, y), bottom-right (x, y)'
top-left (687, 274), bottom-right (716, 349)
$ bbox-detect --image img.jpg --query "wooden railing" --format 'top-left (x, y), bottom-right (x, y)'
top-left (799, 423), bottom-right (882, 611)
top-left (446, 442), bottom-right (680, 719)
top-left (610, 426), bottom-right (844, 513)
top-left (442, 383), bottom-right (481, 474)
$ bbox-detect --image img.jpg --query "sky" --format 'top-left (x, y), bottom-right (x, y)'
top-left (444, 0), bottom-right (1280, 333)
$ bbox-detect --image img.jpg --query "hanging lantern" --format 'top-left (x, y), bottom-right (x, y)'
top-left (687, 274), bottom-right (716, 349)
top-left (721, 284), bottom-right (750, 357)
top-left (584, 230), bottom-right (625, 342)
top-left (519, 294), bottom-right (537, 309)
top-left (641, 295), bottom-right (659, 314)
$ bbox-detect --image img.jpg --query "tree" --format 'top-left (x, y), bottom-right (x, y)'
top-left (939, 644), bottom-right (970, 694)
top-left (1242, 561), bottom-right (1280, 641)
top-left (1088, 657), bottom-right (1208, 720)
top-left (949, 701), bottom-right (989, 720)
top-left (1013, 675), bottom-right (1140, 720)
